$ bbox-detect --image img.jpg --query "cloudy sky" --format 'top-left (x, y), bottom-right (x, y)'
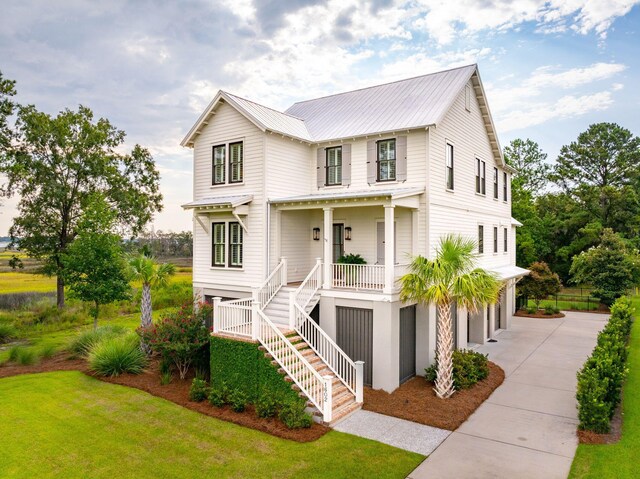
top-left (1, 0), bottom-right (639, 235)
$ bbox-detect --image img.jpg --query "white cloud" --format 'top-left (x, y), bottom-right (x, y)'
top-left (525, 62), bottom-right (627, 89)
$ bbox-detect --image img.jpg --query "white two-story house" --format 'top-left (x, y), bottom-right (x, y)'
top-left (182, 64), bottom-right (528, 423)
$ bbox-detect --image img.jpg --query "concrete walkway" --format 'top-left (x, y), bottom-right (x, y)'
top-left (409, 311), bottom-right (607, 479)
top-left (334, 409), bottom-right (451, 455)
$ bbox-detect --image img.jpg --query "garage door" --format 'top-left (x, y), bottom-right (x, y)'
top-left (336, 307), bottom-right (373, 387)
top-left (399, 305), bottom-right (416, 384)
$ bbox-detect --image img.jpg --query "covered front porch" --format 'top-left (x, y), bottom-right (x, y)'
top-left (270, 187), bottom-right (424, 294)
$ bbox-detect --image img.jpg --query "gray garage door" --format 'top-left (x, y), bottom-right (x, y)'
top-left (336, 306), bottom-right (373, 387)
top-left (399, 305), bottom-right (416, 384)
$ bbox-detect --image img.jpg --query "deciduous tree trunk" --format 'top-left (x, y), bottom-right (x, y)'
top-left (56, 275), bottom-right (65, 309)
top-left (435, 301), bottom-right (455, 399)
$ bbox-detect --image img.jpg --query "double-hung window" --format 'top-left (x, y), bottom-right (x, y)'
top-left (446, 143), bottom-right (454, 190)
top-left (211, 221), bottom-right (243, 268)
top-left (326, 147), bottom-right (342, 186)
top-left (503, 172), bottom-right (508, 201)
top-left (377, 139), bottom-right (396, 181)
top-left (493, 227), bottom-right (498, 253)
top-left (478, 225), bottom-right (484, 254)
top-left (212, 145), bottom-right (226, 185)
top-left (229, 142), bottom-right (243, 183)
top-left (229, 222), bottom-right (243, 267)
top-left (503, 227), bottom-right (508, 252)
top-left (476, 159), bottom-right (486, 195)
top-left (212, 141), bottom-right (243, 185)
top-left (212, 223), bottom-right (226, 266)
top-left (493, 167), bottom-right (499, 199)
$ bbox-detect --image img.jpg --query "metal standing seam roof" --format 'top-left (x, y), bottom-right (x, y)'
top-left (181, 194), bottom-right (253, 209)
top-left (490, 265), bottom-right (530, 280)
top-left (270, 187), bottom-right (424, 204)
top-left (285, 64), bottom-right (476, 141)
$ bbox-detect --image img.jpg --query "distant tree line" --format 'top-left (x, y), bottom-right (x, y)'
top-left (124, 230), bottom-right (193, 258)
top-left (506, 123), bottom-right (640, 303)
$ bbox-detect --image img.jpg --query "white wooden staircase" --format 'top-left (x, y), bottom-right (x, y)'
top-left (212, 258), bottom-right (363, 425)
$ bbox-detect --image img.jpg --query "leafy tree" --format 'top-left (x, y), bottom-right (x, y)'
top-left (0, 104), bottom-right (162, 308)
top-left (553, 123), bottom-right (640, 192)
top-left (518, 262), bottom-right (561, 309)
top-left (62, 196), bottom-right (131, 329)
top-left (570, 229), bottom-right (640, 306)
top-left (400, 235), bottom-right (501, 399)
top-left (503, 138), bottom-right (551, 196)
top-left (0, 71), bottom-right (16, 154)
top-left (129, 254), bottom-right (176, 330)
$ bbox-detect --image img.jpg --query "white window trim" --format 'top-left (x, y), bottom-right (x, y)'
top-left (210, 137), bottom-right (245, 188)
top-left (210, 219), bottom-right (245, 270)
top-left (445, 139), bottom-right (455, 192)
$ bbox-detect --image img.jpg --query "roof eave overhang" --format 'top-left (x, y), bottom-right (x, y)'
top-left (311, 125), bottom-right (434, 146)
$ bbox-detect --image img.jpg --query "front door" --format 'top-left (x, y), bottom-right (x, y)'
top-left (376, 221), bottom-right (396, 264)
top-left (332, 224), bottom-right (344, 262)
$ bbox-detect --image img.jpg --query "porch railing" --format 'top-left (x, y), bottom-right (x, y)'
top-left (293, 303), bottom-right (363, 402)
top-left (331, 263), bottom-right (385, 290)
top-left (394, 263), bottom-right (411, 281)
top-left (212, 298), bottom-right (253, 337)
top-left (255, 258), bottom-right (287, 309)
top-left (292, 258), bottom-right (322, 312)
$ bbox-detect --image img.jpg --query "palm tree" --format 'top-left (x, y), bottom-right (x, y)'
top-left (129, 254), bottom-right (176, 329)
top-left (400, 235), bottom-right (501, 399)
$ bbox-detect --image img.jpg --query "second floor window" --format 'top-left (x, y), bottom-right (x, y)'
top-left (229, 142), bottom-right (243, 183)
top-left (377, 139), bottom-right (396, 181)
top-left (504, 227), bottom-right (508, 252)
top-left (493, 226), bottom-right (498, 253)
top-left (446, 143), bottom-right (454, 190)
top-left (476, 159), bottom-right (486, 195)
top-left (212, 145), bottom-right (226, 185)
top-left (503, 172), bottom-right (508, 201)
top-left (326, 146), bottom-right (342, 186)
top-left (493, 167), bottom-right (499, 199)
top-left (478, 225), bottom-right (484, 254)
top-left (212, 141), bottom-right (243, 185)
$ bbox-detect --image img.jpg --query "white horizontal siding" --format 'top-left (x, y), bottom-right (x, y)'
top-left (427, 80), bottom-right (512, 264)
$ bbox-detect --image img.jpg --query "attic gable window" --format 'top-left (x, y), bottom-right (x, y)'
top-left (377, 139), bottom-right (396, 182)
top-left (212, 145), bottom-right (226, 185)
top-left (476, 158), bottom-right (486, 195)
top-left (326, 146), bottom-right (342, 186)
top-left (446, 142), bottom-right (454, 190)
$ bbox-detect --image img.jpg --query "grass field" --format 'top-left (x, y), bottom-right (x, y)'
top-left (568, 295), bottom-right (640, 478)
top-left (0, 371), bottom-right (423, 479)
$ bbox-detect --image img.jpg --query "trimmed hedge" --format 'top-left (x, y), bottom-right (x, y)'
top-left (210, 336), bottom-right (300, 405)
top-left (576, 296), bottom-right (634, 433)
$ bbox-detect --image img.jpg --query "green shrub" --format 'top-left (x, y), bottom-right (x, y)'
top-left (9, 346), bottom-right (39, 365)
top-left (424, 349), bottom-right (489, 390)
top-left (279, 400), bottom-right (312, 429)
top-left (543, 305), bottom-right (555, 315)
top-left (228, 388), bottom-right (248, 412)
top-left (526, 306), bottom-right (537, 314)
top-left (189, 378), bottom-right (209, 402)
top-left (208, 384), bottom-right (228, 408)
top-left (0, 323), bottom-right (17, 344)
top-left (576, 296), bottom-right (634, 433)
top-left (255, 393), bottom-right (278, 418)
top-left (553, 307), bottom-right (561, 314)
top-left (138, 301), bottom-right (211, 379)
top-left (160, 370), bottom-right (172, 385)
top-left (68, 325), bottom-right (126, 358)
top-left (40, 343), bottom-right (57, 359)
top-left (88, 334), bottom-right (147, 377)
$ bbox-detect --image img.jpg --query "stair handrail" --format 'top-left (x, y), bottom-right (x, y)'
top-left (293, 258), bottom-right (322, 311)
top-left (254, 307), bottom-right (333, 422)
top-left (293, 303), bottom-right (362, 402)
top-left (255, 258), bottom-right (287, 309)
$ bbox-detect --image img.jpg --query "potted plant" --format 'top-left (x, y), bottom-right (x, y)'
top-left (337, 253), bottom-right (367, 286)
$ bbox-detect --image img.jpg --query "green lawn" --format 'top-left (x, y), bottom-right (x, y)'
top-left (569, 295), bottom-right (640, 478)
top-left (0, 371), bottom-right (423, 479)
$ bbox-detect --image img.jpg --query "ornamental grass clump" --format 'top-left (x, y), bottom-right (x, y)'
top-left (88, 334), bottom-right (147, 377)
top-left (68, 325), bottom-right (126, 358)
top-left (138, 301), bottom-right (211, 379)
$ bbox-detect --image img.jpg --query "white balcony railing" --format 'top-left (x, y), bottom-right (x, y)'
top-left (331, 263), bottom-right (385, 290)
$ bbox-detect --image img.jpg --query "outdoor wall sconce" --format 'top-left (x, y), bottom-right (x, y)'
top-left (313, 227), bottom-right (320, 241)
top-left (345, 227), bottom-right (352, 240)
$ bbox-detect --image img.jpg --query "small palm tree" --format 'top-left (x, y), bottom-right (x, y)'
top-left (129, 254), bottom-right (176, 329)
top-left (400, 235), bottom-right (501, 399)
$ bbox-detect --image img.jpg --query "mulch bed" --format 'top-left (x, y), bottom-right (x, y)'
top-left (0, 354), bottom-right (329, 443)
top-left (577, 401), bottom-right (623, 445)
top-left (363, 361), bottom-right (505, 431)
top-left (515, 310), bottom-right (565, 319)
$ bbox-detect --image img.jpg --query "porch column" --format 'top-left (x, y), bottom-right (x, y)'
top-left (384, 205), bottom-right (395, 294)
top-left (323, 207), bottom-right (333, 289)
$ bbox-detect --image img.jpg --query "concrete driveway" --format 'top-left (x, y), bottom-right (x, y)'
top-left (409, 312), bottom-right (607, 479)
